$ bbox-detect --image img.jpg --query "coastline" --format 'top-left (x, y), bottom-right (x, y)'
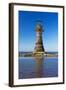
top-left (19, 52), bottom-right (58, 57)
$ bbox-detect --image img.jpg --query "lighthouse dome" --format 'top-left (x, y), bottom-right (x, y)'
top-left (36, 23), bottom-right (43, 32)
top-left (36, 24), bottom-right (42, 29)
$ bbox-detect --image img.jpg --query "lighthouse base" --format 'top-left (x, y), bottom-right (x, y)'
top-left (33, 51), bottom-right (45, 57)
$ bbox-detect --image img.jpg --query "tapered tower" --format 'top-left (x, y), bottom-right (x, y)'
top-left (33, 22), bottom-right (45, 56)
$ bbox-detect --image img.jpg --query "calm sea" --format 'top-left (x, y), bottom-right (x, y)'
top-left (19, 57), bottom-right (58, 79)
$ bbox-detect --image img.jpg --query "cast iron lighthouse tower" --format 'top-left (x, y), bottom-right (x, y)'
top-left (33, 22), bottom-right (45, 56)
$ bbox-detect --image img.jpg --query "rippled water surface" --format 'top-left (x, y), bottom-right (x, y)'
top-left (19, 57), bottom-right (58, 79)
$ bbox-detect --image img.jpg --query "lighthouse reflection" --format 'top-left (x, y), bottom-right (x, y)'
top-left (19, 56), bottom-right (58, 79)
top-left (34, 56), bottom-right (44, 78)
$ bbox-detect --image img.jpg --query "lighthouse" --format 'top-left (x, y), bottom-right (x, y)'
top-left (33, 22), bottom-right (45, 56)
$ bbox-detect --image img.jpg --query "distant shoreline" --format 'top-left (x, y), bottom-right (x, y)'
top-left (19, 52), bottom-right (58, 57)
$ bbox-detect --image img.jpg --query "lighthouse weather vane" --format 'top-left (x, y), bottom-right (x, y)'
top-left (33, 20), bottom-right (45, 56)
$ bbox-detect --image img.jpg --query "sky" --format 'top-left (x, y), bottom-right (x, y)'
top-left (18, 11), bottom-right (58, 52)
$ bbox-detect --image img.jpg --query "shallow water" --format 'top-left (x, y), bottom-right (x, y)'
top-left (19, 57), bottom-right (58, 79)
